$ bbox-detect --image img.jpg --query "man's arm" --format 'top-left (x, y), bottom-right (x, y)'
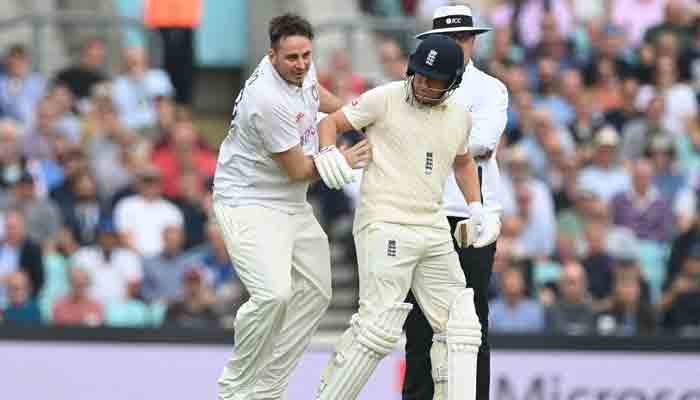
top-left (318, 84), bottom-right (344, 114)
top-left (318, 110), bottom-right (356, 148)
top-left (453, 152), bottom-right (481, 204)
top-left (270, 145), bottom-right (319, 182)
top-left (469, 80), bottom-right (508, 161)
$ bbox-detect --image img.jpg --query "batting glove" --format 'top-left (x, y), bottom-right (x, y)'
top-left (453, 203), bottom-right (501, 248)
top-left (314, 145), bottom-right (355, 190)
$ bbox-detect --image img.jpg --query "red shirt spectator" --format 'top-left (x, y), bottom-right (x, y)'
top-left (151, 118), bottom-right (216, 198)
top-left (52, 267), bottom-right (104, 326)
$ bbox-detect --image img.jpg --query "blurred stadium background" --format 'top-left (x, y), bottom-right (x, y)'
top-left (0, 0), bottom-right (699, 399)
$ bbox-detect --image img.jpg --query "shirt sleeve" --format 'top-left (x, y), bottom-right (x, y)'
top-left (468, 78), bottom-right (509, 156)
top-left (341, 85), bottom-right (389, 131)
top-left (253, 100), bottom-right (300, 154)
top-left (457, 112), bottom-right (472, 156)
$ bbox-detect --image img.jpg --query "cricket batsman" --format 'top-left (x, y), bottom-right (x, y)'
top-left (312, 34), bottom-right (500, 400)
top-left (212, 14), bottom-right (370, 400)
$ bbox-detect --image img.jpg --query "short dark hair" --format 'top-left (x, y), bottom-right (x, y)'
top-left (6, 44), bottom-right (27, 58)
top-left (269, 14), bottom-right (314, 48)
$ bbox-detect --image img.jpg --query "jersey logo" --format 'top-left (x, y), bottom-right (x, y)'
top-left (426, 50), bottom-right (438, 66)
top-left (425, 152), bottom-right (434, 175)
top-left (296, 112), bottom-right (305, 123)
top-left (387, 240), bottom-right (397, 257)
top-left (351, 98), bottom-right (360, 107)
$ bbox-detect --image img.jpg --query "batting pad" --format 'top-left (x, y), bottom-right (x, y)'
top-left (316, 302), bottom-right (413, 400)
top-left (443, 288), bottom-right (481, 400)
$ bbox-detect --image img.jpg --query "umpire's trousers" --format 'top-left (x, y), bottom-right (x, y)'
top-left (403, 215), bottom-right (496, 400)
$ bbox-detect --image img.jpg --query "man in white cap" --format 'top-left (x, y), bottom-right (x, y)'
top-left (404, 5), bottom-right (509, 400)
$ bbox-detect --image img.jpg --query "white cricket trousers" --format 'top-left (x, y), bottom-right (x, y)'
top-left (356, 222), bottom-right (466, 331)
top-left (213, 202), bottom-right (332, 400)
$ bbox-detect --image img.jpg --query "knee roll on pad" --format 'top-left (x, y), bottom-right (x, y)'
top-left (317, 302), bottom-right (413, 400)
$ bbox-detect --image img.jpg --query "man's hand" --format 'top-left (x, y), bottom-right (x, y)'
top-left (453, 202), bottom-right (501, 248)
top-left (314, 145), bottom-right (355, 190)
top-left (341, 139), bottom-right (371, 169)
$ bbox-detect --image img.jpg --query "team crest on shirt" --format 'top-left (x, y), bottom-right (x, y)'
top-left (296, 112), bottom-right (305, 123)
top-left (425, 152), bottom-right (434, 175)
top-left (351, 98), bottom-right (360, 107)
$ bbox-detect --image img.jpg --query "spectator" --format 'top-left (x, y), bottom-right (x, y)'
top-left (378, 38), bottom-right (408, 83)
top-left (0, 271), bottom-right (41, 324)
top-left (6, 172), bottom-right (63, 245)
top-left (604, 77), bottom-right (641, 133)
top-left (59, 172), bottom-right (105, 246)
top-left (103, 280), bottom-right (152, 327)
top-left (489, 267), bottom-right (546, 333)
top-left (567, 90), bottom-right (606, 150)
top-left (141, 225), bottom-right (196, 303)
top-left (661, 243), bottom-right (700, 335)
top-left (588, 57), bottom-right (624, 113)
top-left (557, 183), bottom-right (599, 243)
top-left (621, 95), bottom-right (670, 160)
top-left (511, 180), bottom-right (556, 259)
top-left (532, 58), bottom-right (574, 127)
top-left (49, 147), bottom-right (89, 214)
top-left (643, 0), bottom-right (693, 50)
top-left (83, 92), bottom-right (137, 202)
top-left (111, 46), bottom-right (174, 131)
top-left (637, 55), bottom-right (698, 137)
top-left (163, 267), bottom-right (218, 328)
top-left (318, 49), bottom-right (368, 103)
top-left (489, 0), bottom-right (574, 50)
top-left (648, 135), bottom-right (687, 204)
top-left (0, 44), bottom-right (47, 126)
top-left (21, 98), bottom-right (64, 160)
top-left (190, 221), bottom-right (236, 292)
top-left (70, 219), bottom-right (143, 305)
top-left (674, 114), bottom-right (700, 175)
top-left (610, 158), bottom-right (673, 242)
top-left (151, 114), bottom-right (216, 199)
top-left (611, 0), bottom-right (667, 47)
top-left (545, 262), bottom-right (597, 335)
top-left (0, 118), bottom-right (29, 194)
top-left (518, 108), bottom-right (575, 180)
top-left (596, 273), bottom-right (657, 336)
top-left (0, 210), bottom-right (44, 303)
top-left (53, 38), bottom-right (108, 101)
top-left (581, 221), bottom-right (615, 302)
top-left (171, 171), bottom-right (209, 250)
top-left (113, 166), bottom-right (184, 257)
top-left (47, 82), bottom-right (80, 144)
top-left (52, 267), bottom-right (104, 326)
top-left (578, 126), bottom-right (631, 203)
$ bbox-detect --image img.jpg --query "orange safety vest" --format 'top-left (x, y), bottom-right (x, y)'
top-left (144, 0), bottom-right (202, 28)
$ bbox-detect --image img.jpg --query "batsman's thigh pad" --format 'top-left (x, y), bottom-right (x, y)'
top-left (317, 302), bottom-right (413, 400)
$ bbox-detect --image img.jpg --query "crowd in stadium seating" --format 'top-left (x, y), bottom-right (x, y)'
top-left (1, 0), bottom-right (700, 336)
top-left (0, 38), bottom-right (241, 329)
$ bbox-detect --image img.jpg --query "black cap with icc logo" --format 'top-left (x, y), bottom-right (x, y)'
top-left (407, 34), bottom-right (465, 87)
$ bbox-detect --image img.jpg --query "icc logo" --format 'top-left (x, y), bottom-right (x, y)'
top-left (446, 17), bottom-right (461, 24)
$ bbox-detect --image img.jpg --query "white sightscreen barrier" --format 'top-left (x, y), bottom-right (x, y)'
top-left (1, 342), bottom-right (699, 400)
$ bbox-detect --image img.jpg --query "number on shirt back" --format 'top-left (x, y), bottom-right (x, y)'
top-left (231, 67), bottom-right (261, 125)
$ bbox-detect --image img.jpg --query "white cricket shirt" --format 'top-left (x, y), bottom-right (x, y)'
top-left (213, 56), bottom-right (321, 214)
top-left (441, 61), bottom-right (509, 217)
top-left (343, 81), bottom-right (471, 233)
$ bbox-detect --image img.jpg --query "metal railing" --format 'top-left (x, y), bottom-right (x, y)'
top-left (0, 11), bottom-right (163, 76)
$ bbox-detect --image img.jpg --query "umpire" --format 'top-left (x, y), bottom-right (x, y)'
top-left (403, 5), bottom-right (509, 400)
